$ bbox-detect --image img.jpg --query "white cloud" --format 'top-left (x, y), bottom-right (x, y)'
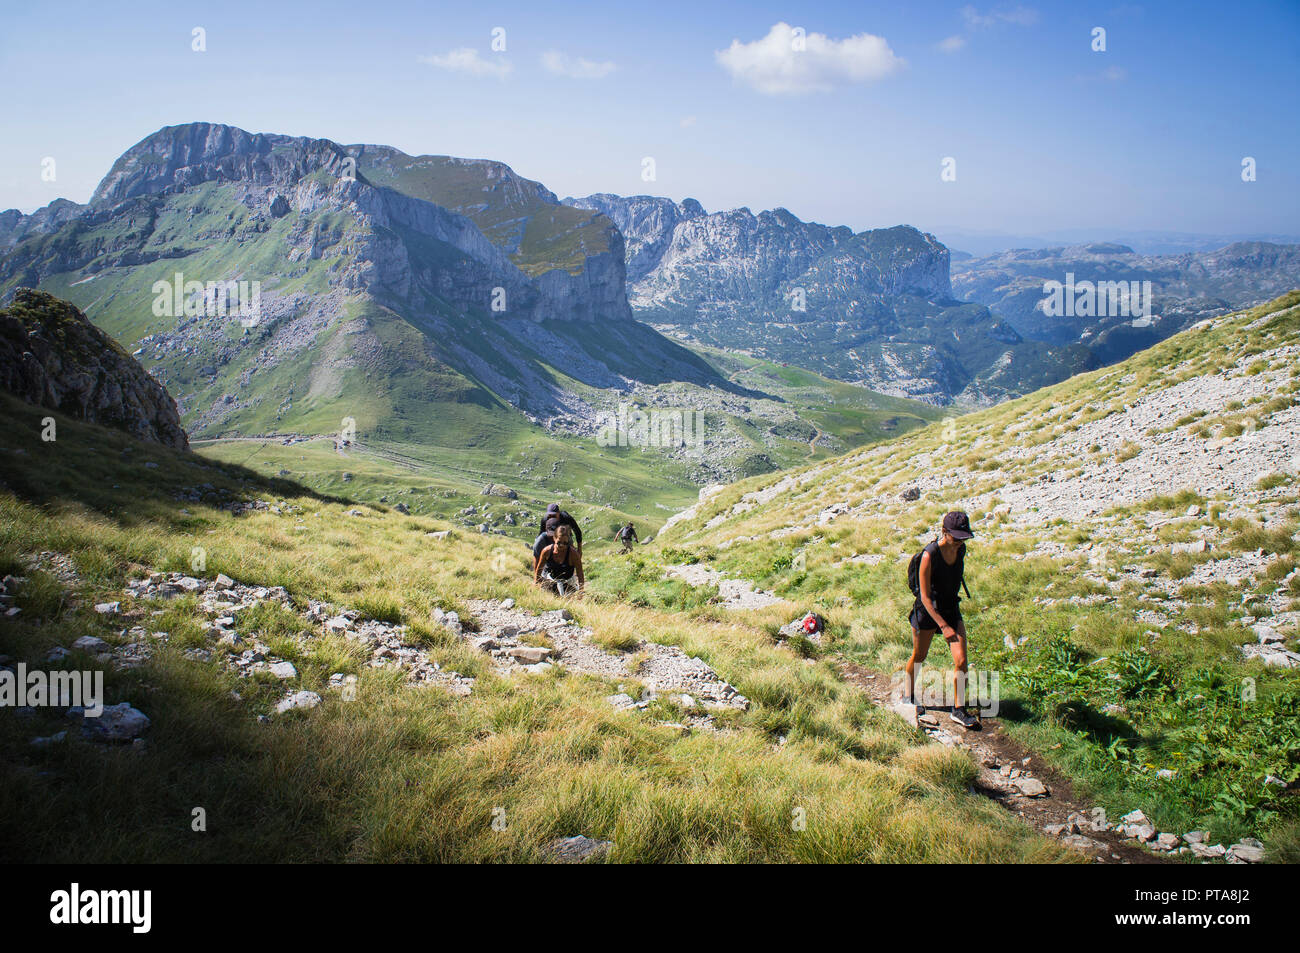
top-left (961, 5), bottom-right (1040, 29)
top-left (715, 22), bottom-right (905, 95)
top-left (540, 50), bottom-right (616, 79)
top-left (419, 48), bottom-right (512, 79)
top-left (937, 35), bottom-right (967, 53)
top-left (680, 115), bottom-right (697, 128)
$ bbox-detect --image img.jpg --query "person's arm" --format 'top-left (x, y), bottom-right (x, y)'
top-left (575, 553), bottom-right (585, 590)
top-left (534, 546), bottom-right (550, 585)
top-left (918, 551), bottom-right (956, 636)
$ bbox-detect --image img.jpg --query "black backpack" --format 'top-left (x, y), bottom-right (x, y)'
top-left (907, 540), bottom-right (970, 600)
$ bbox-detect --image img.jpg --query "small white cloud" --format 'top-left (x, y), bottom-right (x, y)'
top-left (680, 115), bottom-right (698, 128)
top-left (541, 50), bottom-right (616, 79)
top-left (961, 5), bottom-right (1040, 29)
top-left (419, 47), bottom-right (512, 79)
top-left (937, 35), bottom-right (967, 53)
top-left (715, 21), bottom-right (905, 95)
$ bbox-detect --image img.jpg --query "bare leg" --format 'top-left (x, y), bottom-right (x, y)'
top-left (944, 621), bottom-right (968, 708)
top-left (906, 627), bottom-right (935, 702)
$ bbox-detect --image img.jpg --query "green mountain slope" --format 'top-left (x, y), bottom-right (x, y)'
top-left (659, 291), bottom-right (1300, 853)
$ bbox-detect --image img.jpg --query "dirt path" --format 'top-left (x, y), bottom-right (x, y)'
top-left (837, 659), bottom-right (1168, 864)
top-left (807, 424), bottom-right (823, 458)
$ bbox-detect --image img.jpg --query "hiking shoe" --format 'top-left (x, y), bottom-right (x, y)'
top-left (949, 707), bottom-right (979, 729)
top-left (898, 695), bottom-right (925, 716)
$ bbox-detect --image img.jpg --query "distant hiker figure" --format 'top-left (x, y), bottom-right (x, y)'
top-left (532, 503), bottom-right (583, 563)
top-left (616, 521), bottom-right (639, 553)
top-left (535, 523), bottom-right (584, 597)
top-left (904, 511), bottom-right (978, 729)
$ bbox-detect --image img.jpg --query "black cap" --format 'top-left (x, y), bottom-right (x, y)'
top-left (943, 510), bottom-right (974, 539)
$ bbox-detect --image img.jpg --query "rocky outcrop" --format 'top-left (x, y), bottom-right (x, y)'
top-left (91, 122), bottom-right (354, 205)
top-left (0, 289), bottom-right (188, 449)
top-left (564, 194), bottom-right (707, 283)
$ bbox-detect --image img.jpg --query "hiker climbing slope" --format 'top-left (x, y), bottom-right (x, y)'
top-left (905, 510), bottom-right (978, 729)
top-left (616, 521), bottom-right (639, 553)
top-left (535, 523), bottom-right (585, 597)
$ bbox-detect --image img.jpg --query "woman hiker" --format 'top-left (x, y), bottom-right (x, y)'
top-left (534, 522), bottom-right (585, 597)
top-left (905, 510), bottom-right (978, 729)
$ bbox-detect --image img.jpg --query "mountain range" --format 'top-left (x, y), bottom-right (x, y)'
top-left (563, 193), bottom-right (1300, 407)
top-left (563, 193), bottom-right (1083, 405)
top-left (0, 123), bottom-right (947, 517)
top-left (952, 241), bottom-right (1300, 364)
top-left (1, 122), bottom-right (1295, 488)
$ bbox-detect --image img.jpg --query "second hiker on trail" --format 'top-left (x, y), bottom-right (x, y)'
top-left (535, 523), bottom-right (585, 597)
top-left (532, 503), bottom-right (583, 563)
top-left (905, 510), bottom-right (978, 730)
top-left (616, 521), bottom-right (639, 553)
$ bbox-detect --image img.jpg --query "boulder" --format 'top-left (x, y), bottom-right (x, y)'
top-left (275, 691), bottom-right (321, 714)
top-left (79, 703), bottom-right (150, 742)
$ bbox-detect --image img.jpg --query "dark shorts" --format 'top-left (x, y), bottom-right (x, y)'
top-left (909, 602), bottom-right (962, 634)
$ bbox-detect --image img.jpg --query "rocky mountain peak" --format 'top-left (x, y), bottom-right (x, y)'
top-left (91, 122), bottom-right (353, 206)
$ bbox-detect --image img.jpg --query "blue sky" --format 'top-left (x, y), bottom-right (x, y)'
top-left (2, 0), bottom-right (1297, 242)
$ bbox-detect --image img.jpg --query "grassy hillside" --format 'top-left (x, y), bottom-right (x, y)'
top-left (658, 291), bottom-right (1300, 858)
top-left (686, 342), bottom-right (946, 454)
top-left (0, 386), bottom-right (1069, 862)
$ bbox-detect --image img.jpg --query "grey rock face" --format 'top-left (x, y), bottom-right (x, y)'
top-left (564, 192), bottom-right (1062, 404)
top-left (564, 193), bottom-right (707, 284)
top-left (0, 289), bottom-right (188, 449)
top-left (92, 122), bottom-right (352, 205)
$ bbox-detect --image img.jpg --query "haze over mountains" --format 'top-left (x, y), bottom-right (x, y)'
top-left (953, 241), bottom-right (1300, 365)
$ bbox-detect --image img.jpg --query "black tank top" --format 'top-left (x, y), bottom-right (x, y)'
top-left (545, 544), bottom-right (576, 579)
top-left (922, 540), bottom-right (964, 610)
